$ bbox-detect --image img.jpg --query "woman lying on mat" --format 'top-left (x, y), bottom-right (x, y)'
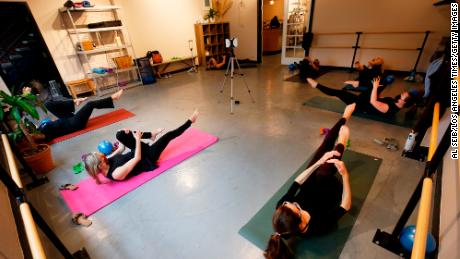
top-left (298, 56), bottom-right (320, 80)
top-left (344, 56), bottom-right (384, 89)
top-left (207, 53), bottom-right (229, 70)
top-left (307, 77), bottom-right (414, 118)
top-left (23, 86), bottom-right (124, 141)
top-left (265, 104), bottom-right (355, 259)
top-left (82, 110), bottom-right (199, 184)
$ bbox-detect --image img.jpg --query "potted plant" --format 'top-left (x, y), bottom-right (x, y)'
top-left (205, 8), bottom-right (218, 23)
top-left (0, 88), bottom-right (54, 175)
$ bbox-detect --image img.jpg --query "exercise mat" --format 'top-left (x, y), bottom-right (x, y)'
top-left (239, 150), bottom-right (381, 259)
top-left (284, 69), bottom-right (331, 82)
top-left (60, 128), bottom-right (218, 216)
top-left (47, 109), bottom-right (135, 144)
top-left (303, 96), bottom-right (419, 128)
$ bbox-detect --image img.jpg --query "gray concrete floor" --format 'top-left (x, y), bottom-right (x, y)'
top-left (29, 54), bottom-right (426, 259)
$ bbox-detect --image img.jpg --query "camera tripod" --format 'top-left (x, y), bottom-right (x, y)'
top-left (219, 50), bottom-right (255, 113)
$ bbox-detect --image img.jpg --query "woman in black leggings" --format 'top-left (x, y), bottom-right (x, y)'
top-left (37, 90), bottom-right (124, 141)
top-left (265, 104), bottom-right (354, 259)
top-left (83, 110), bottom-right (199, 183)
top-left (307, 77), bottom-right (412, 117)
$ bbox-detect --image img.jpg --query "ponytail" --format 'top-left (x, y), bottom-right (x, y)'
top-left (264, 233), bottom-right (294, 259)
top-left (82, 152), bottom-right (102, 184)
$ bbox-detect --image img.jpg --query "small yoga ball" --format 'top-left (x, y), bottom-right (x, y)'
top-left (39, 118), bottom-right (52, 127)
top-left (97, 140), bottom-right (113, 155)
top-left (319, 127), bottom-right (330, 136)
top-left (288, 64), bottom-right (296, 71)
top-left (399, 225), bottom-right (436, 254)
top-left (385, 75), bottom-right (395, 85)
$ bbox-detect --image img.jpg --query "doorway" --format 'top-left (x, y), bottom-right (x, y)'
top-left (0, 2), bottom-right (67, 95)
top-left (262, 0), bottom-right (284, 63)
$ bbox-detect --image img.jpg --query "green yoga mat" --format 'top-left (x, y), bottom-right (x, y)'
top-left (303, 96), bottom-right (418, 128)
top-left (239, 150), bottom-right (382, 259)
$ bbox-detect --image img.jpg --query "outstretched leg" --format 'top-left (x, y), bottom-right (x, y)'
top-left (115, 128), bottom-right (164, 150)
top-left (307, 78), bottom-right (358, 105)
top-left (146, 110), bottom-right (199, 162)
top-left (45, 98), bottom-right (75, 118)
top-left (69, 90), bottom-right (123, 129)
top-left (308, 104), bottom-right (355, 167)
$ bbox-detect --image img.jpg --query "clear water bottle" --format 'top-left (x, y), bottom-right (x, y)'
top-left (403, 132), bottom-right (418, 152)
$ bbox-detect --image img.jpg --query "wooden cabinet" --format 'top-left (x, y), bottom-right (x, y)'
top-left (194, 22), bottom-right (230, 66)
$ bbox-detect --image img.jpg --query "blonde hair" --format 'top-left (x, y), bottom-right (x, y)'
top-left (82, 152), bottom-right (102, 184)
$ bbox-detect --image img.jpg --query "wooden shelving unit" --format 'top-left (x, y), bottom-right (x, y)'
top-left (59, 4), bottom-right (142, 96)
top-left (194, 22), bottom-right (230, 66)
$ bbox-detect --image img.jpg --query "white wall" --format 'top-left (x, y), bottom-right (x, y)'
top-left (310, 0), bottom-right (451, 72)
top-left (114, 0), bottom-right (204, 62)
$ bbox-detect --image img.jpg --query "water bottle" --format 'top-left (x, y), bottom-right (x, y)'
top-left (403, 132), bottom-right (418, 152)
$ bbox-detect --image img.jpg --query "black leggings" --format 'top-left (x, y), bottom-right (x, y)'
top-left (317, 84), bottom-right (367, 106)
top-left (68, 97), bottom-right (114, 129)
top-left (308, 117), bottom-right (346, 178)
top-left (45, 98), bottom-right (75, 118)
top-left (115, 120), bottom-right (192, 164)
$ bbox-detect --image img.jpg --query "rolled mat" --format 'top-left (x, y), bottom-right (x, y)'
top-left (239, 150), bottom-right (381, 258)
top-left (60, 128), bottom-right (218, 216)
top-left (47, 109), bottom-right (135, 144)
top-left (303, 96), bottom-right (419, 128)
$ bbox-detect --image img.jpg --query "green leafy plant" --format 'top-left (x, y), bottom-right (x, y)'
top-left (0, 89), bottom-right (45, 150)
top-left (205, 8), bottom-right (218, 21)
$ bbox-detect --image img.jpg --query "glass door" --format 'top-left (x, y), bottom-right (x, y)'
top-left (281, 0), bottom-right (312, 64)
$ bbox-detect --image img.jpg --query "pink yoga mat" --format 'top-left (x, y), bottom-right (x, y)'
top-left (60, 128), bottom-right (218, 216)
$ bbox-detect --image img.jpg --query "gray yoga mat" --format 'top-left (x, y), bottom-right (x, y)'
top-left (239, 150), bottom-right (382, 259)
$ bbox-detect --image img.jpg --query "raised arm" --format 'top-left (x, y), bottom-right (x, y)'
top-left (107, 143), bottom-right (125, 159)
top-left (111, 131), bottom-right (142, 180)
top-left (295, 151), bottom-right (341, 184)
top-left (327, 159), bottom-right (351, 211)
top-left (369, 77), bottom-right (389, 113)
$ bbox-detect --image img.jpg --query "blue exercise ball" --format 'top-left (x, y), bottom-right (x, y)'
top-left (39, 118), bottom-right (52, 127)
top-left (288, 64), bottom-right (296, 71)
top-left (97, 140), bottom-right (113, 155)
top-left (385, 75), bottom-right (395, 85)
top-left (399, 225), bottom-right (437, 254)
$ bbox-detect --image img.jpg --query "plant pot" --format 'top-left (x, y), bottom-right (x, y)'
top-left (21, 144), bottom-right (54, 175)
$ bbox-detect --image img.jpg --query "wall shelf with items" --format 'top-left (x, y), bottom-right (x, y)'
top-left (194, 22), bottom-right (230, 66)
top-left (59, 4), bottom-right (142, 96)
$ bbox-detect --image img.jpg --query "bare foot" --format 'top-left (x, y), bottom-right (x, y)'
top-left (189, 109), bottom-right (199, 123)
top-left (151, 128), bottom-right (164, 141)
top-left (337, 125), bottom-right (350, 146)
top-left (74, 97), bottom-right (88, 106)
top-left (344, 81), bottom-right (359, 88)
top-left (306, 78), bottom-right (318, 88)
top-left (111, 89), bottom-right (124, 101)
top-left (343, 103), bottom-right (356, 120)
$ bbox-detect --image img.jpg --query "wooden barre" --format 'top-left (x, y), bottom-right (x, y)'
top-left (410, 103), bottom-right (439, 259)
top-left (1, 134), bottom-right (46, 259)
top-left (311, 46), bottom-right (419, 51)
top-left (314, 31), bottom-right (430, 35)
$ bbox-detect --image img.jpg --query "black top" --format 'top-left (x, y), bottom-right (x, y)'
top-left (362, 97), bottom-right (400, 117)
top-left (40, 119), bottom-right (74, 141)
top-left (277, 175), bottom-right (347, 236)
top-left (106, 151), bottom-right (158, 181)
top-left (358, 65), bottom-right (383, 87)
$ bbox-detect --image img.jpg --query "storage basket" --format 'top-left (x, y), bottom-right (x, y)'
top-left (113, 55), bottom-right (133, 69)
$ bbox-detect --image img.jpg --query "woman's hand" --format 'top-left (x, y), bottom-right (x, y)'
top-left (372, 77), bottom-right (381, 89)
top-left (133, 130), bottom-right (143, 141)
top-left (327, 158), bottom-right (348, 177)
top-left (317, 150), bottom-right (341, 165)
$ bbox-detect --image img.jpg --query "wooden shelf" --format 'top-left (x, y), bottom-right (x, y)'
top-left (195, 22), bottom-right (230, 66)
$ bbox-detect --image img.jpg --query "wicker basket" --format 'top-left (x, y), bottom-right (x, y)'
top-left (113, 55), bottom-right (133, 69)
